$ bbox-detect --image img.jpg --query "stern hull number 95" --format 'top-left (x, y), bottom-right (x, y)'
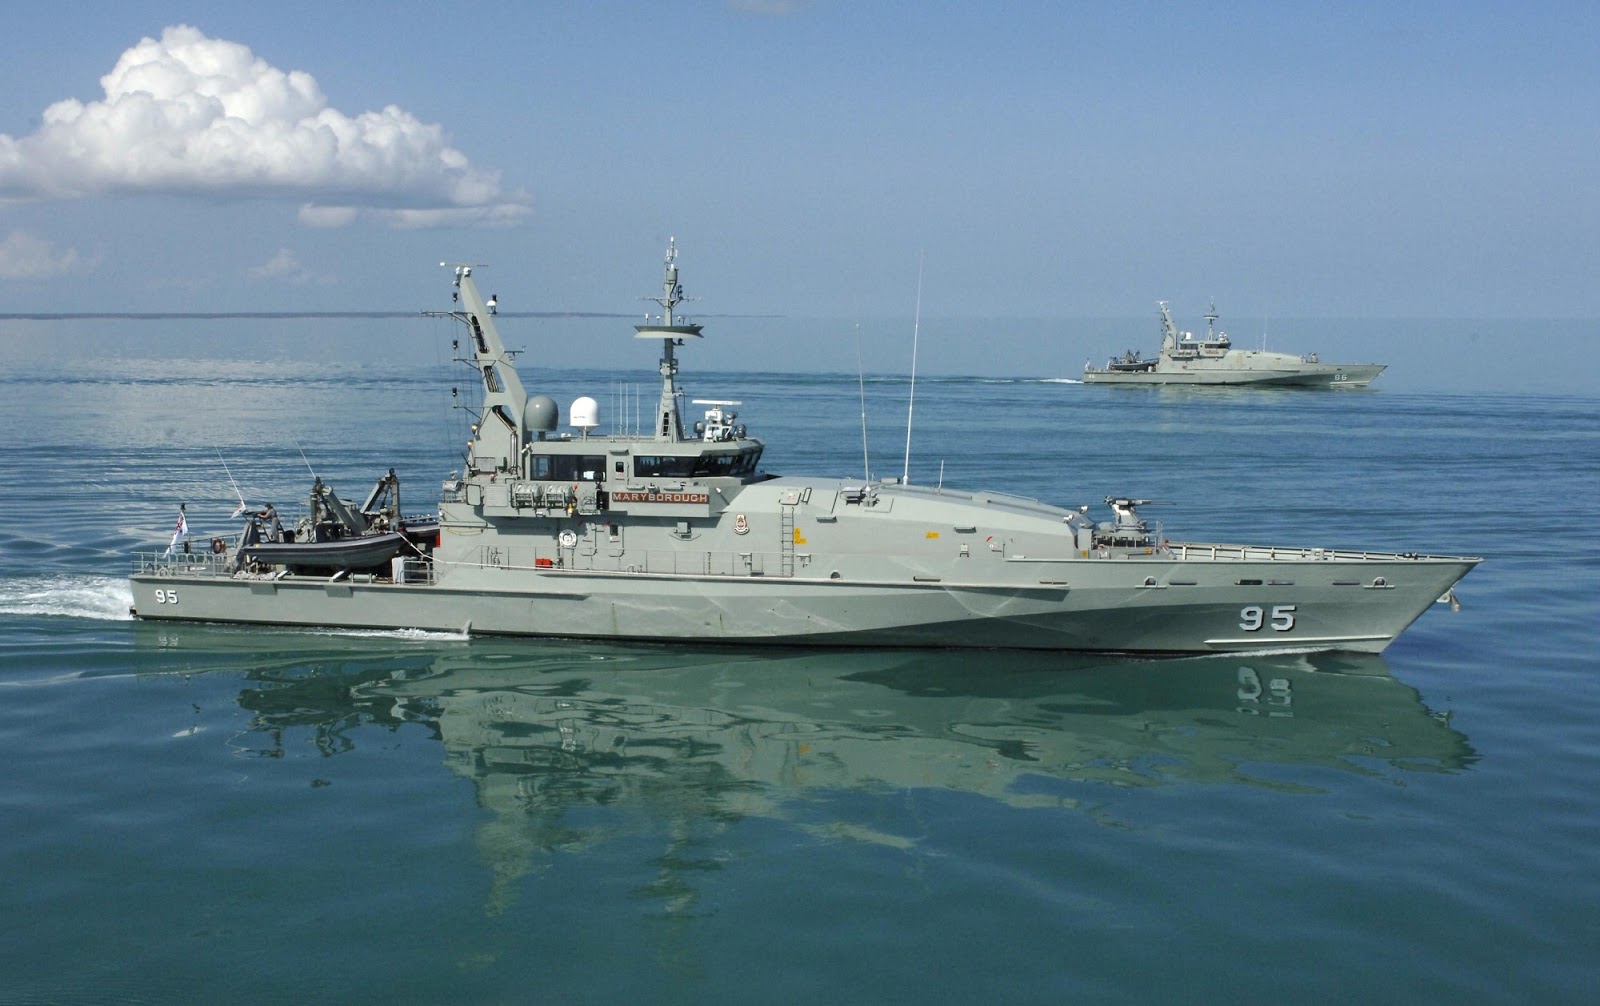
top-left (1239, 604), bottom-right (1295, 632)
top-left (153, 589), bottom-right (180, 604)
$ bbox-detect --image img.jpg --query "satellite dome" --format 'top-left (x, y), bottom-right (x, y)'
top-left (570, 396), bottom-right (600, 431)
top-left (524, 395), bottom-right (559, 433)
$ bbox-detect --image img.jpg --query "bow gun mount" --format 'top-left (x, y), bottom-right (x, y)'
top-left (1098, 496), bottom-right (1162, 548)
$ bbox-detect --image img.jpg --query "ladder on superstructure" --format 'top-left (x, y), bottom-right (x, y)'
top-left (779, 505), bottom-right (796, 577)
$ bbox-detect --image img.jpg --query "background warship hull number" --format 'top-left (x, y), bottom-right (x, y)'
top-left (1239, 604), bottom-right (1296, 632)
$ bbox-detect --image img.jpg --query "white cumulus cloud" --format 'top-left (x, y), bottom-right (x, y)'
top-left (247, 248), bottom-right (310, 283)
top-left (0, 229), bottom-right (88, 280)
top-left (0, 25), bottom-right (528, 228)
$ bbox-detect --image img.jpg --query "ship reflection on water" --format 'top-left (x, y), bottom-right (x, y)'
top-left (139, 626), bottom-right (1474, 915)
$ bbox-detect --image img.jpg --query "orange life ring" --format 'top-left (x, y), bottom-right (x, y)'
top-left (210, 537), bottom-right (226, 554)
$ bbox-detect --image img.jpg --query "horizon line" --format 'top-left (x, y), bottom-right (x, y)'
top-left (0, 311), bottom-right (784, 321)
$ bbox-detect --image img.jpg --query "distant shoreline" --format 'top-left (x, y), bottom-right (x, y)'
top-left (0, 311), bottom-right (782, 321)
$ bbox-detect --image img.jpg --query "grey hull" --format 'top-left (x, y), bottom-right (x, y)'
top-left (1083, 363), bottom-right (1386, 387)
top-left (130, 539), bottom-right (1472, 654)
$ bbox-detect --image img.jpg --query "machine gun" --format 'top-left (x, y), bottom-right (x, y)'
top-left (1099, 497), bottom-right (1163, 547)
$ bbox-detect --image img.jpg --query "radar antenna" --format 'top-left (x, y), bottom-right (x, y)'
top-left (633, 238), bottom-right (705, 441)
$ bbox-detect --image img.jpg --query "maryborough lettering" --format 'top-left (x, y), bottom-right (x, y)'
top-left (611, 491), bottom-right (710, 504)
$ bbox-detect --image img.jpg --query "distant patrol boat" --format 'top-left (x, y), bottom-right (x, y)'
top-left (1083, 301), bottom-right (1386, 387)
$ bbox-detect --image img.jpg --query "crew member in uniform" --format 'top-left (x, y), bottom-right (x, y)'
top-left (255, 502), bottom-right (283, 542)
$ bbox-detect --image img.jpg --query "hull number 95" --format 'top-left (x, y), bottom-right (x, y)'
top-left (1239, 604), bottom-right (1296, 632)
top-left (153, 589), bottom-right (180, 604)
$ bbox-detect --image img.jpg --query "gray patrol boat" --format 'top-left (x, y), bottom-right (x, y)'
top-left (130, 244), bottom-right (1472, 653)
top-left (1083, 301), bottom-right (1386, 386)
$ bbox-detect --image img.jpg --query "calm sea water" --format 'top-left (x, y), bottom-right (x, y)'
top-left (2, 336), bottom-right (1597, 1004)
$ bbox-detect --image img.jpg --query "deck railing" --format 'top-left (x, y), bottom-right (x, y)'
top-left (460, 544), bottom-right (796, 578)
top-left (1166, 541), bottom-right (1453, 562)
top-left (131, 552), bottom-right (234, 576)
top-left (132, 551), bottom-right (439, 585)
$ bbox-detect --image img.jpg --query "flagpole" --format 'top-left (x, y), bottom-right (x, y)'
top-left (164, 503), bottom-right (189, 556)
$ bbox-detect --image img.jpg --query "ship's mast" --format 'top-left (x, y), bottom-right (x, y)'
top-left (634, 238), bottom-right (704, 441)
top-left (443, 263), bottom-right (528, 474)
top-left (1158, 300), bottom-right (1179, 352)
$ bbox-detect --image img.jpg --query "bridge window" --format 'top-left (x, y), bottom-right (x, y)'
top-left (634, 455), bottom-right (699, 477)
top-left (529, 454), bottom-right (607, 481)
top-left (633, 447), bottom-right (764, 479)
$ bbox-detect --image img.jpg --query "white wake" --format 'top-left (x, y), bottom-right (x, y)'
top-left (0, 574), bottom-right (135, 621)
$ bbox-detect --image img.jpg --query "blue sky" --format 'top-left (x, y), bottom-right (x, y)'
top-left (1, 2), bottom-right (1596, 365)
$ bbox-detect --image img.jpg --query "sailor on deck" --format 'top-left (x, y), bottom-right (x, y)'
top-left (255, 502), bottom-right (283, 542)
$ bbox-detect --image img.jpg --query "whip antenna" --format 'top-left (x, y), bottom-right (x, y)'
top-left (217, 452), bottom-right (248, 515)
top-left (857, 323), bottom-right (871, 482)
top-left (902, 249), bottom-right (924, 486)
top-left (217, 452), bottom-right (244, 500)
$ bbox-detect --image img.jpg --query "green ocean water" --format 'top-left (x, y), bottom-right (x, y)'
top-left (1, 337), bottom-right (1596, 1003)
